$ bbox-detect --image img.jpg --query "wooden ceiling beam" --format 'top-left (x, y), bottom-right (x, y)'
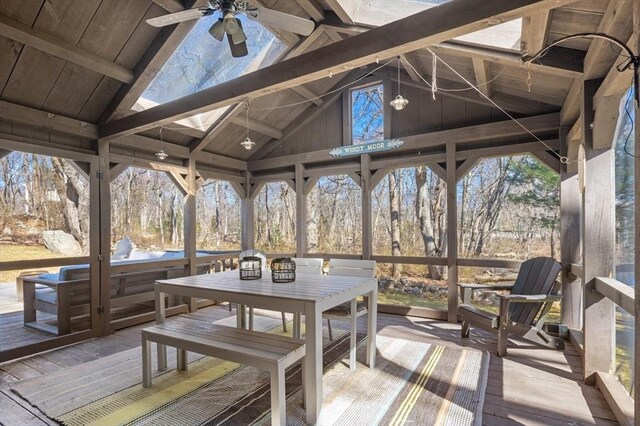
top-left (295, 0), bottom-right (325, 22)
top-left (230, 115), bottom-right (284, 139)
top-left (109, 134), bottom-right (190, 157)
top-left (100, 0), bottom-right (569, 140)
top-left (151, 0), bottom-right (185, 13)
top-left (323, 0), bottom-right (356, 24)
top-left (321, 12), bottom-right (583, 78)
top-left (193, 150), bottom-right (247, 171)
top-left (0, 15), bottom-right (133, 84)
top-left (98, 0), bottom-right (202, 124)
top-left (0, 100), bottom-right (97, 139)
top-left (560, 0), bottom-right (634, 125)
top-left (291, 86), bottom-right (323, 106)
top-left (249, 112), bottom-right (560, 171)
top-left (472, 58), bottom-right (492, 97)
top-left (522, 10), bottom-right (551, 54)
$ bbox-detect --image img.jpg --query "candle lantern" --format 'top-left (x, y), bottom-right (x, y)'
top-left (239, 256), bottom-right (262, 280)
top-left (271, 258), bottom-right (296, 283)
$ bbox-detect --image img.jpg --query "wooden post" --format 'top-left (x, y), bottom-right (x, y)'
top-left (559, 126), bottom-right (582, 330)
top-left (361, 154), bottom-right (372, 260)
top-left (241, 171), bottom-right (255, 250)
top-left (582, 79), bottom-right (615, 384)
top-left (633, 0), bottom-right (640, 418)
top-left (446, 143), bottom-right (458, 323)
top-left (184, 157), bottom-right (197, 276)
top-left (295, 163), bottom-right (306, 257)
top-left (97, 140), bottom-right (111, 335)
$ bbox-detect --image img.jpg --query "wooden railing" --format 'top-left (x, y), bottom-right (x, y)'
top-left (568, 267), bottom-right (635, 426)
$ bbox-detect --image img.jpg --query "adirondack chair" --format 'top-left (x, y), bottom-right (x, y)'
top-left (458, 256), bottom-right (563, 357)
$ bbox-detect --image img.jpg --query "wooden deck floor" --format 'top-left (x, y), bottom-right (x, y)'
top-left (0, 305), bottom-right (617, 425)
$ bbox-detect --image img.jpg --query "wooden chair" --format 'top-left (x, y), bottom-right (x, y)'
top-left (458, 256), bottom-right (564, 357)
top-left (291, 257), bottom-right (324, 275)
top-left (324, 259), bottom-right (376, 369)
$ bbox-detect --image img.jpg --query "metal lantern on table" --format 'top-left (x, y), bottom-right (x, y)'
top-left (239, 256), bottom-right (262, 280)
top-left (271, 258), bottom-right (296, 283)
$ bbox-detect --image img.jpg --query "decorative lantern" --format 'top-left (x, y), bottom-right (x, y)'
top-left (271, 258), bottom-right (296, 283)
top-left (239, 256), bottom-right (262, 280)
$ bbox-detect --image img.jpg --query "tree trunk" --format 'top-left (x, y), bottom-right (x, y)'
top-left (307, 187), bottom-right (319, 252)
top-left (51, 158), bottom-right (90, 254)
top-left (415, 167), bottom-right (443, 279)
top-left (389, 171), bottom-right (402, 280)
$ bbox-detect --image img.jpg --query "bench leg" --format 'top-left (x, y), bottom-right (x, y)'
top-left (56, 286), bottom-right (72, 335)
top-left (177, 348), bottom-right (188, 371)
top-left (461, 321), bottom-right (470, 338)
top-left (270, 365), bottom-right (286, 426)
top-left (142, 332), bottom-right (152, 388)
top-left (327, 319), bottom-right (333, 341)
top-left (349, 299), bottom-right (357, 370)
top-left (301, 358), bottom-right (306, 409)
top-left (281, 312), bottom-right (288, 332)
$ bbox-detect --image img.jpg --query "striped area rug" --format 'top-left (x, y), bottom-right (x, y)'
top-left (12, 318), bottom-right (488, 426)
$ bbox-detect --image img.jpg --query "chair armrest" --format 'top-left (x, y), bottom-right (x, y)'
top-left (498, 294), bottom-right (562, 303)
top-left (21, 277), bottom-right (86, 287)
top-left (458, 283), bottom-right (514, 290)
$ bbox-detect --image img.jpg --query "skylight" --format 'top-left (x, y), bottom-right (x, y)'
top-left (336, 0), bottom-right (522, 51)
top-left (136, 15), bottom-right (287, 130)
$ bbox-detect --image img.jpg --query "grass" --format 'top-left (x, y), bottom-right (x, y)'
top-left (0, 244), bottom-right (64, 283)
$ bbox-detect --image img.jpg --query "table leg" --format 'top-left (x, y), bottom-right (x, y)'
top-left (350, 299), bottom-right (357, 370)
top-left (293, 312), bottom-right (302, 339)
top-left (155, 285), bottom-right (167, 371)
top-left (304, 303), bottom-right (322, 424)
top-left (236, 304), bottom-right (247, 329)
top-left (366, 288), bottom-right (377, 369)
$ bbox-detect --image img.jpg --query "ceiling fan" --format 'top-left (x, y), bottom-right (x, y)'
top-left (146, 0), bottom-right (315, 58)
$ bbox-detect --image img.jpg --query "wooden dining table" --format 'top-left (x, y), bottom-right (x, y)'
top-left (153, 269), bottom-right (378, 425)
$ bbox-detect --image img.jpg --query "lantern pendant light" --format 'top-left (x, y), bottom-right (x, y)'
top-left (241, 99), bottom-right (255, 150)
top-left (390, 56), bottom-right (409, 111)
top-left (155, 127), bottom-right (168, 160)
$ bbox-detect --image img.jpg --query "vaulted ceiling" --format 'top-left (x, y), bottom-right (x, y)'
top-left (0, 0), bottom-right (634, 168)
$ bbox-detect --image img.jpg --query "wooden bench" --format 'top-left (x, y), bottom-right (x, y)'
top-left (142, 317), bottom-right (305, 426)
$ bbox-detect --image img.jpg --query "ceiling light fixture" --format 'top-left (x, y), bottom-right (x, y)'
top-left (241, 99), bottom-right (255, 150)
top-left (390, 56), bottom-right (409, 111)
top-left (155, 127), bottom-right (168, 161)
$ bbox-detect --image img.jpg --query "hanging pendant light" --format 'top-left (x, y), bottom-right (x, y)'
top-left (390, 56), bottom-right (409, 111)
top-left (155, 127), bottom-right (168, 160)
top-left (241, 99), bottom-right (255, 150)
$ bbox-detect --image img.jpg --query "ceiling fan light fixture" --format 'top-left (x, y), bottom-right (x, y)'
top-left (390, 94), bottom-right (409, 111)
top-left (241, 137), bottom-right (255, 150)
top-left (209, 18), bottom-right (225, 41)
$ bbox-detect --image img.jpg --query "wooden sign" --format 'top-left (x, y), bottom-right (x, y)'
top-left (329, 139), bottom-right (405, 158)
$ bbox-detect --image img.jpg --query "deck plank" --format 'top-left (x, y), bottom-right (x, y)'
top-left (0, 306), bottom-right (617, 426)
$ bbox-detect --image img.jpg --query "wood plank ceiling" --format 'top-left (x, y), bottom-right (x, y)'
top-left (0, 0), bottom-right (615, 163)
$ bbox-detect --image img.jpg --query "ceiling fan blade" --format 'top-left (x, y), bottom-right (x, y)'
top-left (209, 18), bottom-right (225, 41)
top-left (245, 7), bottom-right (314, 36)
top-left (146, 8), bottom-right (211, 27)
top-left (228, 34), bottom-right (248, 57)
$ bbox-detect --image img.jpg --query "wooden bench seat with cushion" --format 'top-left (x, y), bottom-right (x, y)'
top-left (142, 317), bottom-right (305, 426)
top-left (22, 253), bottom-right (212, 335)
